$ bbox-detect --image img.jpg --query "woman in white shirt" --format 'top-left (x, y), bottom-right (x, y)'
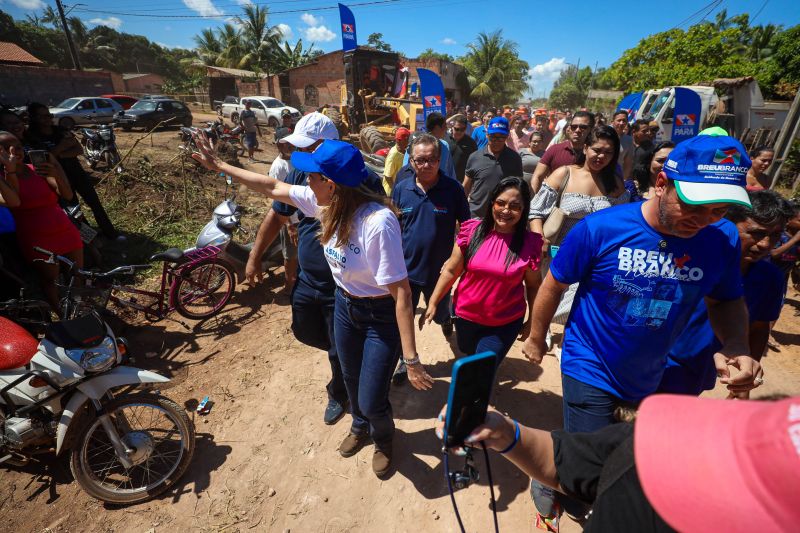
top-left (191, 134), bottom-right (433, 478)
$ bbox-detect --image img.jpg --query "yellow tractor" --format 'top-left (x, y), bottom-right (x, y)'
top-left (321, 48), bottom-right (424, 154)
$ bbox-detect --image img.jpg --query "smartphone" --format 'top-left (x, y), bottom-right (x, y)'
top-left (28, 150), bottom-right (48, 165)
top-left (444, 351), bottom-right (498, 448)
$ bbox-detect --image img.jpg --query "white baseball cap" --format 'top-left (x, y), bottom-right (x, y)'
top-left (282, 112), bottom-right (339, 148)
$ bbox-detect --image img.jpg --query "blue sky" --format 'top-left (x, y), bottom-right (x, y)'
top-left (3, 0), bottom-right (799, 95)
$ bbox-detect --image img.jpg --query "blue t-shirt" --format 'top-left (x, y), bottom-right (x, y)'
top-left (272, 167), bottom-right (384, 293)
top-left (0, 207), bottom-right (14, 234)
top-left (402, 138), bottom-right (456, 181)
top-left (392, 171), bottom-right (470, 287)
top-left (660, 259), bottom-right (785, 395)
top-left (550, 202), bottom-right (743, 402)
top-left (471, 125), bottom-right (489, 149)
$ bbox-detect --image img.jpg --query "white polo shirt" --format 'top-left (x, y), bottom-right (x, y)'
top-left (289, 185), bottom-right (407, 297)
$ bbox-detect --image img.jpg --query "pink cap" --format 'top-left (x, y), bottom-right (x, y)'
top-left (635, 394), bottom-right (800, 533)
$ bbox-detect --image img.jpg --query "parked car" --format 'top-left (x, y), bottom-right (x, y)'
top-left (214, 95), bottom-right (239, 115)
top-left (220, 96), bottom-right (300, 127)
top-left (101, 94), bottom-right (139, 110)
top-left (49, 97), bottom-right (124, 129)
top-left (139, 94), bottom-right (171, 100)
top-left (118, 99), bottom-right (193, 131)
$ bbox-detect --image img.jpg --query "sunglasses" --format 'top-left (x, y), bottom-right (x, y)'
top-left (493, 199), bottom-right (523, 212)
top-left (648, 127), bottom-right (659, 133)
top-left (569, 124), bottom-right (590, 131)
top-left (412, 157), bottom-right (439, 167)
top-left (452, 127), bottom-right (466, 132)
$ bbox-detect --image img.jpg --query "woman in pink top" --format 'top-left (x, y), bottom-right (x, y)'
top-left (422, 177), bottom-right (543, 365)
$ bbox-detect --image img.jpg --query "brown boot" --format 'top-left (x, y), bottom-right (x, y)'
top-left (372, 444), bottom-right (392, 478)
top-left (339, 433), bottom-right (370, 458)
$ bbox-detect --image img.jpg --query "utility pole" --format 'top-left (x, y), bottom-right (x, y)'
top-left (770, 88), bottom-right (800, 192)
top-left (55, 0), bottom-right (82, 70)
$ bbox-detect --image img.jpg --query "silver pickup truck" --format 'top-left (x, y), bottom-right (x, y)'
top-left (220, 96), bottom-right (301, 127)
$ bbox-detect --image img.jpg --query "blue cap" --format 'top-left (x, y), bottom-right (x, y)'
top-left (663, 135), bottom-right (751, 207)
top-left (290, 140), bottom-right (368, 187)
top-left (487, 117), bottom-right (509, 136)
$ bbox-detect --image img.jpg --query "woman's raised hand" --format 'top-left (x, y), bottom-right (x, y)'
top-left (190, 131), bottom-right (223, 172)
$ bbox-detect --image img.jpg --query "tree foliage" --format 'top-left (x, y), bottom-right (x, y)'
top-left (366, 32), bottom-right (392, 52)
top-left (599, 15), bottom-right (799, 99)
top-left (459, 30), bottom-right (529, 105)
top-left (417, 48), bottom-right (454, 62)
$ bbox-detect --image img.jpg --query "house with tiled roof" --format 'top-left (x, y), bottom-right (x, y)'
top-left (0, 42), bottom-right (44, 66)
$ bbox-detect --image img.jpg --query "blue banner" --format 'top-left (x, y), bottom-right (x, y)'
top-left (417, 68), bottom-right (446, 120)
top-left (338, 4), bottom-right (357, 52)
top-left (616, 91), bottom-right (642, 121)
top-left (672, 87), bottom-right (701, 144)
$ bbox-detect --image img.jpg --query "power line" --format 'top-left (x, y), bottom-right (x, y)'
top-left (69, 0), bottom-right (402, 19)
top-left (750, 0), bottom-right (769, 23)
top-left (67, 0), bottom-right (334, 14)
top-left (669, 0), bottom-right (722, 30)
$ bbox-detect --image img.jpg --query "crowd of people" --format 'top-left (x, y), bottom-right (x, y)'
top-left (186, 103), bottom-right (798, 532)
top-left (2, 97), bottom-right (798, 531)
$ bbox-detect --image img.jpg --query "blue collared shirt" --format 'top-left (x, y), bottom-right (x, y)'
top-left (391, 170), bottom-right (470, 286)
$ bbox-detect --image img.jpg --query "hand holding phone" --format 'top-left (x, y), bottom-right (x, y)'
top-left (443, 352), bottom-right (498, 448)
top-left (28, 149), bottom-right (48, 166)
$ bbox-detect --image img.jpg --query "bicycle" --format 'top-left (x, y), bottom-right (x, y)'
top-left (34, 245), bottom-right (236, 322)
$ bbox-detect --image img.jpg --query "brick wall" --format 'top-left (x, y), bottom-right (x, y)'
top-left (286, 51), bottom-right (345, 111)
top-left (124, 74), bottom-right (165, 93)
top-left (0, 65), bottom-right (114, 106)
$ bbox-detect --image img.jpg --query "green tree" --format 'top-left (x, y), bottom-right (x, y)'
top-left (460, 30), bottom-right (529, 104)
top-left (193, 28), bottom-right (223, 67)
top-left (235, 4), bottom-right (283, 91)
top-left (366, 32), bottom-right (392, 52)
top-left (272, 39), bottom-right (317, 72)
top-left (417, 48), bottom-right (453, 62)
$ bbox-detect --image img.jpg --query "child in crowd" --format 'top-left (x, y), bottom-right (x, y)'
top-left (268, 131), bottom-right (298, 291)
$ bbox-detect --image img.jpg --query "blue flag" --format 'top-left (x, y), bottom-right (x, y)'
top-left (672, 87), bottom-right (701, 144)
top-left (338, 3), bottom-right (357, 52)
top-left (417, 68), bottom-right (446, 120)
top-left (616, 92), bottom-right (642, 122)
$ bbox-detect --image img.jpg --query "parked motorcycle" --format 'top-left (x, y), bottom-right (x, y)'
top-left (78, 117), bottom-right (123, 174)
top-left (0, 310), bottom-right (195, 504)
top-left (188, 174), bottom-right (283, 283)
top-left (179, 120), bottom-right (242, 163)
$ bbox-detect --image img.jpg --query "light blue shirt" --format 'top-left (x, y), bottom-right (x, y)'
top-left (403, 138), bottom-right (456, 181)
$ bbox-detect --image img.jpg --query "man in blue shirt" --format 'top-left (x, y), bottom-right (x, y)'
top-left (243, 112), bottom-right (384, 425)
top-left (525, 135), bottom-right (764, 428)
top-left (660, 190), bottom-right (793, 396)
top-left (402, 112), bottom-right (456, 180)
top-left (471, 111), bottom-right (493, 150)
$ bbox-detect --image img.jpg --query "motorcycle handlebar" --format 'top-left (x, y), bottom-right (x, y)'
top-left (33, 247), bottom-right (151, 279)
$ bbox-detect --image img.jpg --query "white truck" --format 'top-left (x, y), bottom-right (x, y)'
top-left (220, 96), bottom-right (301, 127)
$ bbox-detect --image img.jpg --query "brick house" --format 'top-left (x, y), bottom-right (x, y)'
top-left (122, 73), bottom-right (165, 93)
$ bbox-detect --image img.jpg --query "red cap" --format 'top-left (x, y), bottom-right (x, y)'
top-left (635, 394), bottom-right (800, 533)
top-left (395, 127), bottom-right (411, 141)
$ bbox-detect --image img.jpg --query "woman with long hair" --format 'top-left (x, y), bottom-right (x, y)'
top-left (745, 146), bottom-right (775, 191)
top-left (0, 130), bottom-right (82, 312)
top-left (422, 177), bottom-right (543, 365)
top-left (632, 141), bottom-right (675, 200)
top-left (191, 134), bottom-right (432, 478)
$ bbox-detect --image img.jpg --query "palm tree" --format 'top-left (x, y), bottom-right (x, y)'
top-left (193, 28), bottom-right (223, 67)
top-left (271, 39), bottom-right (317, 72)
top-left (41, 6), bottom-right (60, 28)
top-left (217, 23), bottom-right (246, 68)
top-left (25, 14), bottom-right (43, 27)
top-left (461, 30), bottom-right (529, 104)
top-left (748, 24), bottom-right (780, 62)
top-left (235, 5), bottom-right (282, 93)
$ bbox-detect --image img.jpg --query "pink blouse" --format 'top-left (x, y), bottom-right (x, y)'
top-left (454, 218), bottom-right (543, 326)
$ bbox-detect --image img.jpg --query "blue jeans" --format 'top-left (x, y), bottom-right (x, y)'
top-left (290, 278), bottom-right (347, 404)
top-left (454, 316), bottom-right (523, 363)
top-left (410, 282), bottom-right (451, 324)
top-left (334, 290), bottom-right (401, 446)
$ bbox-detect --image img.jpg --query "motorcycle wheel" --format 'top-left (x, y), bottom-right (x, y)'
top-left (70, 393), bottom-right (195, 504)
top-left (106, 150), bottom-right (122, 173)
top-left (171, 258), bottom-right (235, 320)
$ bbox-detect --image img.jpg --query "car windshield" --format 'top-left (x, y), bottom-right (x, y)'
top-left (131, 101), bottom-right (158, 111)
top-left (55, 98), bottom-right (81, 109)
top-left (265, 99), bottom-right (285, 108)
top-left (648, 91), bottom-right (672, 117)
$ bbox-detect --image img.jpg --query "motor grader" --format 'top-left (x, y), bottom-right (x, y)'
top-left (321, 48), bottom-right (425, 155)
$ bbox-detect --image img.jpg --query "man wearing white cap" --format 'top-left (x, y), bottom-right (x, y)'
top-left (245, 112), bottom-right (383, 425)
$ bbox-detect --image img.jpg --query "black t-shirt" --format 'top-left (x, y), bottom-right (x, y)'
top-left (24, 127), bottom-right (86, 178)
top-left (552, 423), bottom-right (675, 533)
top-left (449, 133), bottom-right (478, 182)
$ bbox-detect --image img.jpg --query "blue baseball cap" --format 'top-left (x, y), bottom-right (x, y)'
top-left (663, 135), bottom-right (751, 207)
top-left (487, 117), bottom-right (510, 136)
top-left (290, 140), bottom-right (368, 187)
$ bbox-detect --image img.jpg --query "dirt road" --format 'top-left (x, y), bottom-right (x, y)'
top-left (1, 115), bottom-right (798, 532)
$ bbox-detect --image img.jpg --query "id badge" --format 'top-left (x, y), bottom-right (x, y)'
top-left (550, 245), bottom-right (559, 258)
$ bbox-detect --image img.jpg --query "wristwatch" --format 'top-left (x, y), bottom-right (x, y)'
top-left (402, 354), bottom-right (421, 365)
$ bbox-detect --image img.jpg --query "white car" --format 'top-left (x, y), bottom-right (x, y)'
top-left (50, 97), bottom-right (124, 129)
top-left (221, 96), bottom-right (301, 127)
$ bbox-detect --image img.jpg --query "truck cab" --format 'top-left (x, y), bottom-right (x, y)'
top-left (646, 86), bottom-right (718, 143)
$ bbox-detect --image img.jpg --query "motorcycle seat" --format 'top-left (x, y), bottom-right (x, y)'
top-left (0, 317), bottom-right (39, 370)
top-left (150, 248), bottom-right (184, 262)
top-left (44, 314), bottom-right (106, 350)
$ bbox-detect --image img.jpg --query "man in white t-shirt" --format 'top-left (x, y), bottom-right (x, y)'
top-left (268, 129), bottom-right (297, 290)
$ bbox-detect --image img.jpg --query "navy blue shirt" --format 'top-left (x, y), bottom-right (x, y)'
top-left (392, 171), bottom-right (470, 287)
top-left (660, 259), bottom-right (785, 395)
top-left (272, 167), bottom-right (385, 293)
top-left (551, 203), bottom-right (743, 402)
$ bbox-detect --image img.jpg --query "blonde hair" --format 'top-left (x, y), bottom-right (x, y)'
top-left (319, 183), bottom-right (396, 246)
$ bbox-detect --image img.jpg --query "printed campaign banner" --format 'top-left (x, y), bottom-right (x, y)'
top-left (417, 68), bottom-right (446, 120)
top-left (338, 3), bottom-right (357, 52)
top-left (672, 87), bottom-right (701, 144)
top-left (616, 92), bottom-right (643, 122)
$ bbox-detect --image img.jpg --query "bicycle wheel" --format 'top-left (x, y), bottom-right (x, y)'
top-left (171, 259), bottom-right (235, 320)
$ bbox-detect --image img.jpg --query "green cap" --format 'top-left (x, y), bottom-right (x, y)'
top-left (698, 126), bottom-right (729, 137)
